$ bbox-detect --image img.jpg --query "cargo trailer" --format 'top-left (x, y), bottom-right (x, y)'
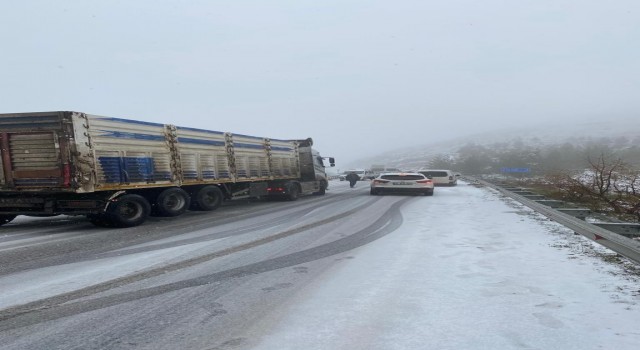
top-left (0, 111), bottom-right (335, 227)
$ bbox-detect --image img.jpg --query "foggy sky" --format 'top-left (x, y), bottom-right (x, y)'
top-left (1, 1), bottom-right (639, 166)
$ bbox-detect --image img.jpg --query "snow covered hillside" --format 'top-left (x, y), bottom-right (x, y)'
top-left (349, 115), bottom-right (640, 170)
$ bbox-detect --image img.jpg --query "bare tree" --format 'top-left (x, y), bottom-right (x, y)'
top-left (612, 166), bottom-right (640, 221)
top-left (553, 152), bottom-right (640, 221)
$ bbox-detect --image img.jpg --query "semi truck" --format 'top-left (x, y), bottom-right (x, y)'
top-left (0, 111), bottom-right (335, 227)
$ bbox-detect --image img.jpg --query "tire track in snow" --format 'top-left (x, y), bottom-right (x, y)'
top-left (0, 190), bottom-right (370, 276)
top-left (0, 195), bottom-right (409, 331)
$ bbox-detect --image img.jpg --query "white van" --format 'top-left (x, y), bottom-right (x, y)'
top-left (417, 169), bottom-right (457, 186)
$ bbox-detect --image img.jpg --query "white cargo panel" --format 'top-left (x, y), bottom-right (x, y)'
top-left (268, 138), bottom-right (299, 178)
top-left (85, 115), bottom-right (174, 188)
top-left (230, 133), bottom-right (270, 180)
top-left (174, 126), bottom-right (232, 183)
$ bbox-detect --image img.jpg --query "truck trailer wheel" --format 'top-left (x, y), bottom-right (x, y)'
top-left (107, 194), bottom-right (151, 228)
top-left (154, 188), bottom-right (191, 217)
top-left (0, 215), bottom-right (16, 226)
top-left (87, 213), bottom-right (115, 228)
top-left (191, 185), bottom-right (223, 211)
top-left (313, 181), bottom-right (327, 195)
top-left (286, 183), bottom-right (300, 201)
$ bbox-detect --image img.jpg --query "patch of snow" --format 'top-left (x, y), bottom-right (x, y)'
top-left (249, 182), bottom-right (640, 350)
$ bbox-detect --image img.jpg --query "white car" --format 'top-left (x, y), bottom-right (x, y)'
top-left (370, 172), bottom-right (434, 196)
top-left (417, 169), bottom-right (457, 186)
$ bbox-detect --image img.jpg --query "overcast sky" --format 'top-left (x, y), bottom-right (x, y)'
top-left (1, 1), bottom-right (639, 165)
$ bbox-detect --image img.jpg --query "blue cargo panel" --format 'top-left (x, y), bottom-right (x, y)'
top-left (98, 157), bottom-right (124, 183)
top-left (98, 156), bottom-right (169, 183)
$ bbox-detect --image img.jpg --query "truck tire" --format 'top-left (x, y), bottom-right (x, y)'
top-left (107, 194), bottom-right (151, 228)
top-left (313, 181), bottom-right (327, 195)
top-left (154, 188), bottom-right (190, 217)
top-left (191, 185), bottom-right (223, 211)
top-left (87, 213), bottom-right (115, 228)
top-left (286, 183), bottom-right (300, 201)
top-left (0, 214), bottom-right (16, 226)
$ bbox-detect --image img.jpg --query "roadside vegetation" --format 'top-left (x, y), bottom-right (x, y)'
top-left (426, 136), bottom-right (640, 222)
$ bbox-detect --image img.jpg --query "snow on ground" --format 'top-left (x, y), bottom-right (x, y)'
top-left (0, 237), bottom-right (231, 309)
top-left (248, 181), bottom-right (640, 350)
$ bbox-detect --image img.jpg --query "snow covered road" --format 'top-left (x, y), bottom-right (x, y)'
top-left (249, 182), bottom-right (640, 349)
top-left (1, 180), bottom-right (639, 349)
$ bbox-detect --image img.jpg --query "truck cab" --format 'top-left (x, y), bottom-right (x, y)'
top-left (295, 138), bottom-right (335, 194)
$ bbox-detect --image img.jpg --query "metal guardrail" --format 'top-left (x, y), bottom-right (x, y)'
top-left (471, 178), bottom-right (640, 264)
top-left (593, 223), bottom-right (640, 237)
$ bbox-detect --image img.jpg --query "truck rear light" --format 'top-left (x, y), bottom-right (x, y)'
top-left (63, 163), bottom-right (71, 187)
top-left (267, 187), bottom-right (285, 193)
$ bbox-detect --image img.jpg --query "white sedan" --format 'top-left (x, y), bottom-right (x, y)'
top-left (370, 172), bottom-right (434, 196)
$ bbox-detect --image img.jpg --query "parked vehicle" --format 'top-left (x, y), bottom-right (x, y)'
top-left (417, 169), bottom-right (457, 186)
top-left (370, 167), bottom-right (402, 179)
top-left (370, 172), bottom-right (434, 196)
top-left (0, 111), bottom-right (335, 227)
top-left (362, 170), bottom-right (376, 180)
top-left (339, 169), bottom-right (372, 181)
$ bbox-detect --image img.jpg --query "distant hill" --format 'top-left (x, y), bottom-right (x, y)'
top-left (351, 116), bottom-right (640, 170)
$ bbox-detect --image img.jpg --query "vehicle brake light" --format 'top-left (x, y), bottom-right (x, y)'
top-left (416, 179), bottom-right (432, 184)
top-left (373, 179), bottom-right (390, 184)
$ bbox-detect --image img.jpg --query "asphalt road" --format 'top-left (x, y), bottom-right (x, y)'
top-left (0, 180), bottom-right (413, 350)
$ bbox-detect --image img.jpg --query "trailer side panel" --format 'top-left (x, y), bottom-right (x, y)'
top-left (85, 115), bottom-right (176, 190)
top-left (174, 126), bottom-right (232, 184)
